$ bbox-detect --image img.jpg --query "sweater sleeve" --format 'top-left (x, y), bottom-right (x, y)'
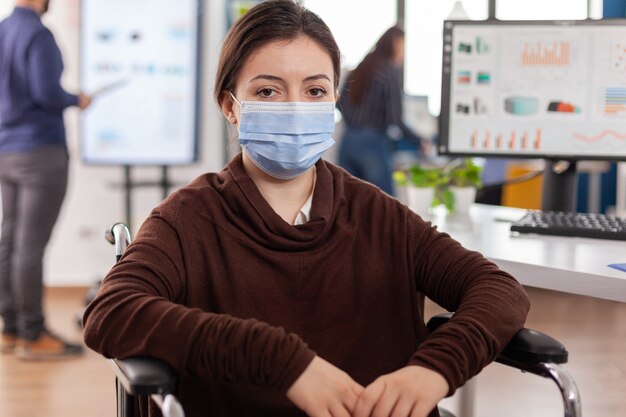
top-left (82, 210), bottom-right (315, 392)
top-left (406, 212), bottom-right (530, 396)
top-left (26, 29), bottom-right (79, 112)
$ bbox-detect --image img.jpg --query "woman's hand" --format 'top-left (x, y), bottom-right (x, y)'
top-left (287, 356), bottom-right (364, 417)
top-left (353, 366), bottom-right (449, 417)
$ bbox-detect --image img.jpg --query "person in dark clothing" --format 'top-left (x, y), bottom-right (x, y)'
top-left (83, 2), bottom-right (529, 417)
top-left (0, 0), bottom-right (92, 360)
top-left (338, 26), bottom-right (422, 195)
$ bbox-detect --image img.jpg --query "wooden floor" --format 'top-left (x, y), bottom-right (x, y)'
top-left (0, 287), bottom-right (114, 417)
top-left (0, 286), bottom-right (624, 417)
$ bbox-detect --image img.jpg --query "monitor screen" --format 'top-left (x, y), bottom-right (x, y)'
top-left (439, 19), bottom-right (626, 161)
top-left (80, 0), bottom-right (202, 165)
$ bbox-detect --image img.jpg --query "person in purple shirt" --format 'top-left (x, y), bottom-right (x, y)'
top-left (0, 0), bottom-right (92, 360)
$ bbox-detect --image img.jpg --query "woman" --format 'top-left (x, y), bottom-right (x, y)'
top-left (338, 26), bottom-right (422, 195)
top-left (83, 2), bottom-right (529, 417)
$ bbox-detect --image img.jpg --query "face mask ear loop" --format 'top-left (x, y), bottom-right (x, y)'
top-left (227, 91), bottom-right (242, 126)
top-left (229, 91), bottom-right (241, 107)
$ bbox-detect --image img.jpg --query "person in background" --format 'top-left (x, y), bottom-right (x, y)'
top-left (83, 2), bottom-right (529, 417)
top-left (0, 0), bottom-right (92, 360)
top-left (338, 26), bottom-right (423, 195)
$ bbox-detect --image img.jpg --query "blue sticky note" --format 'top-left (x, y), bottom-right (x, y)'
top-left (608, 263), bottom-right (626, 272)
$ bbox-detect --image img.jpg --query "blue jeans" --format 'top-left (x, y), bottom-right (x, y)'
top-left (338, 127), bottom-right (393, 195)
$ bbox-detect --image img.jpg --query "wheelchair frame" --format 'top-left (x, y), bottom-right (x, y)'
top-left (103, 223), bottom-right (582, 417)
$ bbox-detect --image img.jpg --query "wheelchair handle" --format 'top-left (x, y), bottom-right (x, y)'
top-left (158, 394), bottom-right (185, 417)
top-left (105, 223), bottom-right (132, 262)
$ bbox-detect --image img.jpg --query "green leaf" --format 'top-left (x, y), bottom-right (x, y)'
top-left (392, 171), bottom-right (408, 187)
top-left (448, 158), bottom-right (483, 188)
top-left (441, 189), bottom-right (455, 211)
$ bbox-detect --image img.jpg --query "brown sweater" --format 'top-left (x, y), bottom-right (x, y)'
top-left (83, 154), bottom-right (530, 417)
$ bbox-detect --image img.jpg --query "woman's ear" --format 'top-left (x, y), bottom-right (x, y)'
top-left (219, 91), bottom-right (238, 125)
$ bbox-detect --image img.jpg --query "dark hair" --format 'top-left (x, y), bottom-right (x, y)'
top-left (214, 0), bottom-right (340, 105)
top-left (347, 26), bottom-right (404, 104)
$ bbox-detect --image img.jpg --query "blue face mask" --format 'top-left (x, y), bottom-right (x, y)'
top-left (231, 93), bottom-right (336, 180)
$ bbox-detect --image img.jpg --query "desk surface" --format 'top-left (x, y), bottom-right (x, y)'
top-left (425, 204), bottom-right (626, 303)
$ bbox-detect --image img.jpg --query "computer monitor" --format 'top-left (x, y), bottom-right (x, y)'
top-left (439, 18), bottom-right (626, 211)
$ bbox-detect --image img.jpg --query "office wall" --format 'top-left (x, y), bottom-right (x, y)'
top-left (0, 0), bottom-right (227, 285)
top-left (0, 3), bottom-right (11, 17)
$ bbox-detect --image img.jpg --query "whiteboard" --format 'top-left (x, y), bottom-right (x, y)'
top-left (80, 0), bottom-right (201, 165)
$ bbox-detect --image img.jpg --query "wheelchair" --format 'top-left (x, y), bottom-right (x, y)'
top-left (102, 223), bottom-right (581, 417)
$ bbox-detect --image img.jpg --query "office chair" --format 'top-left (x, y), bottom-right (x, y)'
top-left (102, 223), bottom-right (581, 417)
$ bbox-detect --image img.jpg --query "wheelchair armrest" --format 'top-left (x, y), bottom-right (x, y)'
top-left (426, 312), bottom-right (455, 333)
top-left (498, 327), bottom-right (568, 365)
top-left (110, 357), bottom-right (177, 396)
top-left (426, 313), bottom-right (568, 365)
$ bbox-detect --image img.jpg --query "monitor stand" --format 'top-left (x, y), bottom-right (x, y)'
top-left (541, 160), bottom-right (578, 212)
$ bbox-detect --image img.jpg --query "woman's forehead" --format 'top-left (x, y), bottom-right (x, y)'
top-left (239, 37), bottom-right (334, 83)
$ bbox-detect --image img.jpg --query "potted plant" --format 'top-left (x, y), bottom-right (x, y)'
top-left (445, 158), bottom-right (483, 214)
top-left (393, 165), bottom-right (442, 216)
top-left (394, 159), bottom-right (483, 215)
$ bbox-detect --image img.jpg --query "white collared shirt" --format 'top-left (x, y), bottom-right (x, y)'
top-left (294, 192), bottom-right (313, 225)
top-left (293, 168), bottom-right (316, 226)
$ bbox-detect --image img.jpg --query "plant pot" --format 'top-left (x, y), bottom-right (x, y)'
top-left (450, 186), bottom-right (476, 214)
top-left (407, 186), bottom-right (435, 217)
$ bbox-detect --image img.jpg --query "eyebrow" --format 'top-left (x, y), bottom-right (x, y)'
top-left (249, 74), bottom-right (332, 83)
top-left (303, 74), bottom-right (332, 83)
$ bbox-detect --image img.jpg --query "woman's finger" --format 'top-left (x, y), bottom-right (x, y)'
top-left (353, 379), bottom-right (386, 417)
top-left (370, 382), bottom-right (399, 417)
top-left (341, 383), bottom-right (363, 413)
top-left (390, 396), bottom-right (416, 417)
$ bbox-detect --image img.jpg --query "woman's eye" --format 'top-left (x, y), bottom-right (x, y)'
top-left (308, 88), bottom-right (326, 97)
top-left (258, 88), bottom-right (276, 98)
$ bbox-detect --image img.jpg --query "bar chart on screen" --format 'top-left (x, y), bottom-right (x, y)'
top-left (521, 40), bottom-right (571, 66)
top-left (469, 128), bottom-right (543, 152)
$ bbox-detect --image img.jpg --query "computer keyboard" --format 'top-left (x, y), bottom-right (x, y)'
top-left (510, 210), bottom-right (626, 241)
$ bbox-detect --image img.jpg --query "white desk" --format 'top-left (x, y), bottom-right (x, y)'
top-left (426, 204), bottom-right (626, 303)
top-left (426, 204), bottom-right (625, 417)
